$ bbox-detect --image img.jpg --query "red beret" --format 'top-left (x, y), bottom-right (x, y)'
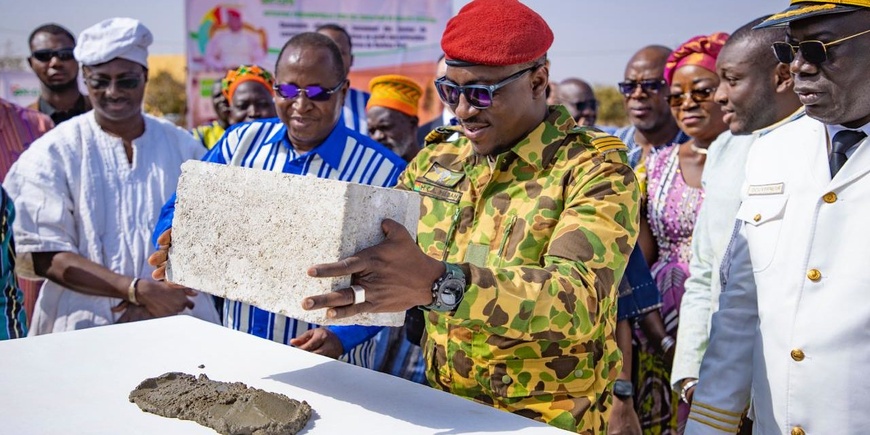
top-left (441, 0), bottom-right (553, 67)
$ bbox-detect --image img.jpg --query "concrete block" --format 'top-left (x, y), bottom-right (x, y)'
top-left (166, 161), bottom-right (420, 327)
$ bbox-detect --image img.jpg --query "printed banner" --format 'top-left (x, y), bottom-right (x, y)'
top-left (185, 0), bottom-right (452, 128)
top-left (0, 71), bottom-right (42, 109)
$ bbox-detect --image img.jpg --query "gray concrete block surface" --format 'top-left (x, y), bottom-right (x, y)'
top-left (166, 161), bottom-right (420, 326)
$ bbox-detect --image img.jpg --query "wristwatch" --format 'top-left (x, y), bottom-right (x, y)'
top-left (423, 262), bottom-right (466, 312)
top-left (613, 379), bottom-right (634, 400)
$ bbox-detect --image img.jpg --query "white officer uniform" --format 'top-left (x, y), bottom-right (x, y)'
top-left (685, 115), bottom-right (870, 434)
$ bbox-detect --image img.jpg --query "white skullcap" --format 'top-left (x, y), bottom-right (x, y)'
top-left (74, 18), bottom-right (153, 67)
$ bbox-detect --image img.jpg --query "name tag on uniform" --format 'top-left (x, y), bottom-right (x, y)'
top-left (414, 181), bottom-right (462, 203)
top-left (747, 183), bottom-right (784, 196)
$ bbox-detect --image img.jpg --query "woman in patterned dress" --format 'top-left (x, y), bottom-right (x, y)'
top-left (634, 33), bottom-right (730, 434)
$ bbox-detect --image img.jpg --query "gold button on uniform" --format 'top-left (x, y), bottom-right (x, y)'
top-left (791, 426), bottom-right (805, 435)
top-left (823, 192), bottom-right (837, 203)
top-left (791, 349), bottom-right (805, 361)
top-left (807, 269), bottom-right (822, 281)
top-left (753, 214), bottom-right (762, 222)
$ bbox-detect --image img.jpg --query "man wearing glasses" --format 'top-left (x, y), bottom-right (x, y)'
top-left (4, 18), bottom-right (220, 335)
top-left (300, 0), bottom-right (639, 432)
top-left (149, 32), bottom-right (406, 369)
top-left (27, 24), bottom-right (91, 125)
top-left (558, 77), bottom-right (599, 128)
top-left (614, 46), bottom-right (690, 169)
top-left (671, 15), bottom-right (803, 414)
top-left (686, 1), bottom-right (870, 434)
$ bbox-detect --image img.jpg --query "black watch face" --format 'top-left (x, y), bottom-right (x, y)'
top-left (438, 277), bottom-right (465, 307)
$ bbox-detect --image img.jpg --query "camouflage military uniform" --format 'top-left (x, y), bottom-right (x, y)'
top-left (398, 105), bottom-right (639, 433)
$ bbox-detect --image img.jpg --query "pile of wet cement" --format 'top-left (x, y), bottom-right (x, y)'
top-left (129, 372), bottom-right (312, 435)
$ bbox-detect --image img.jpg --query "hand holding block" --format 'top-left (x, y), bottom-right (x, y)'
top-left (166, 161), bottom-right (420, 326)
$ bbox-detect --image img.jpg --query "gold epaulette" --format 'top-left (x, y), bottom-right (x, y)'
top-left (424, 125), bottom-right (464, 145)
top-left (570, 126), bottom-right (627, 154)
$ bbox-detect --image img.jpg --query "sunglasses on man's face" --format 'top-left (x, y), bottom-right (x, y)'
top-left (31, 48), bottom-right (75, 62)
top-left (84, 76), bottom-right (143, 91)
top-left (772, 28), bottom-right (870, 64)
top-left (667, 87), bottom-right (717, 107)
top-left (618, 79), bottom-right (668, 97)
top-left (434, 64), bottom-right (540, 110)
top-left (574, 99), bottom-right (598, 112)
top-left (273, 81), bottom-right (345, 102)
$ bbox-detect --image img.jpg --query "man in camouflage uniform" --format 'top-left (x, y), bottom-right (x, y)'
top-left (303, 0), bottom-right (639, 432)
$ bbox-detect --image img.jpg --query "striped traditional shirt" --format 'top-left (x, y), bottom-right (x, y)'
top-left (153, 117), bottom-right (406, 367)
top-left (342, 88), bottom-right (370, 135)
top-left (0, 187), bottom-right (25, 339)
top-left (0, 98), bottom-right (53, 182)
top-left (0, 98), bottom-right (52, 330)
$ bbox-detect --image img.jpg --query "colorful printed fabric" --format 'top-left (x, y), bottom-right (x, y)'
top-left (0, 98), bottom-right (53, 182)
top-left (367, 75), bottom-right (422, 117)
top-left (0, 187), bottom-right (25, 340)
top-left (221, 64), bottom-right (275, 101)
top-left (636, 144), bottom-right (705, 433)
top-left (399, 105), bottom-right (639, 433)
top-left (612, 126), bottom-right (689, 322)
top-left (153, 118), bottom-right (406, 368)
top-left (664, 33), bottom-right (729, 85)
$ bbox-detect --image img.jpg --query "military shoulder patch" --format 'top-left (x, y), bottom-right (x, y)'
top-left (424, 125), bottom-right (464, 145)
top-left (570, 127), bottom-right (627, 153)
top-left (590, 135), bottom-right (628, 153)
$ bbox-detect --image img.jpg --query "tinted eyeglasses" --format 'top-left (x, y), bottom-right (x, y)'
top-left (772, 28), bottom-right (870, 64)
top-left (574, 99), bottom-right (598, 112)
top-left (31, 47), bottom-right (75, 62)
top-left (618, 79), bottom-right (668, 97)
top-left (667, 87), bottom-right (717, 107)
top-left (434, 64), bottom-right (540, 110)
top-left (84, 75), bottom-right (144, 90)
top-left (273, 81), bottom-right (345, 101)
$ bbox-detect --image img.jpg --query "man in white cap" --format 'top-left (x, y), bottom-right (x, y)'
top-left (3, 17), bottom-right (219, 334)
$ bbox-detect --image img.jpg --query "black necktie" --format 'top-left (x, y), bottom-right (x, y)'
top-left (830, 130), bottom-right (867, 177)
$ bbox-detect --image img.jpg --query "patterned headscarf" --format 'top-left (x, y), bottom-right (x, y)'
top-left (366, 74), bottom-right (422, 117)
top-left (221, 64), bottom-right (275, 101)
top-left (664, 32), bottom-right (730, 85)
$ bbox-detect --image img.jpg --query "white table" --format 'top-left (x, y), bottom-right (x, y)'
top-left (0, 316), bottom-right (566, 434)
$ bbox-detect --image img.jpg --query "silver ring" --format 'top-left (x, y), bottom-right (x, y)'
top-left (351, 285), bottom-right (366, 305)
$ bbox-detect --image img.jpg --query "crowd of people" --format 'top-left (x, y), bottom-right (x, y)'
top-left (1, 0), bottom-right (869, 434)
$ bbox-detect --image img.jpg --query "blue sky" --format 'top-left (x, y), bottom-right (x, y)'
top-left (1, 0), bottom-right (781, 85)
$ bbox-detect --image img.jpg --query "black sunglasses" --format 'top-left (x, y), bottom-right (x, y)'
top-left (273, 81), bottom-right (345, 102)
top-left (85, 75), bottom-right (144, 90)
top-left (667, 87), bottom-right (717, 107)
top-left (574, 99), bottom-right (598, 112)
top-left (618, 79), bottom-right (668, 97)
top-left (434, 64), bottom-right (540, 110)
top-left (772, 28), bottom-right (870, 64)
top-left (31, 48), bottom-right (75, 62)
